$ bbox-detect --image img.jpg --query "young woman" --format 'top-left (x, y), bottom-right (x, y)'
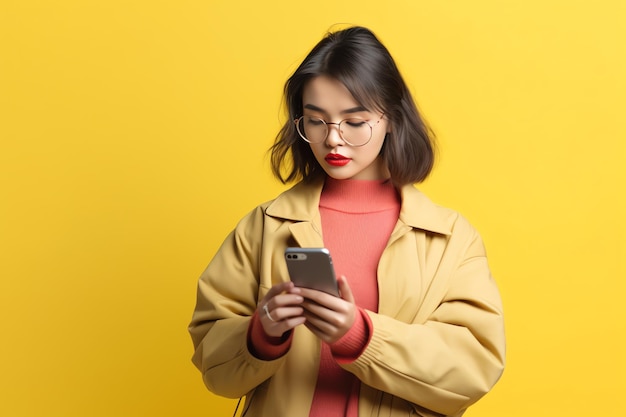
top-left (189, 26), bottom-right (505, 417)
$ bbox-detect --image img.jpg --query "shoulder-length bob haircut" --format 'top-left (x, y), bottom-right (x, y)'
top-left (270, 26), bottom-right (436, 186)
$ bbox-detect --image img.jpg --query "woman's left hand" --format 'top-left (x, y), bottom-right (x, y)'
top-left (297, 275), bottom-right (356, 344)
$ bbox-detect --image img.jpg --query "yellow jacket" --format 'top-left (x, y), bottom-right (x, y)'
top-left (189, 180), bottom-right (505, 417)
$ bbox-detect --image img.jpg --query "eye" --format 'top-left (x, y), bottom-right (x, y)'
top-left (344, 119), bottom-right (367, 128)
top-left (306, 116), bottom-right (325, 126)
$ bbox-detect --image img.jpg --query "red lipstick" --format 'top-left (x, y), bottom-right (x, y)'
top-left (325, 153), bottom-right (351, 166)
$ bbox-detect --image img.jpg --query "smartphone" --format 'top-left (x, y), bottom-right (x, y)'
top-left (285, 247), bottom-right (339, 296)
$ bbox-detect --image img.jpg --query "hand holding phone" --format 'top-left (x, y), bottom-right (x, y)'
top-left (286, 248), bottom-right (357, 344)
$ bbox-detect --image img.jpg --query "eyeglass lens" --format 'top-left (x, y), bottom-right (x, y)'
top-left (297, 116), bottom-right (372, 146)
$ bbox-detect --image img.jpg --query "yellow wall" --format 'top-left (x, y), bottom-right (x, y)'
top-left (1, 1), bottom-right (624, 416)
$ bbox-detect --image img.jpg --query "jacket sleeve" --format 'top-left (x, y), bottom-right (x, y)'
top-left (188, 206), bottom-right (286, 398)
top-left (341, 216), bottom-right (506, 416)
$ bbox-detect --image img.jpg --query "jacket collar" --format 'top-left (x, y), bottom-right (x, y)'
top-left (264, 179), bottom-right (452, 236)
top-left (397, 184), bottom-right (452, 236)
top-left (264, 180), bottom-right (324, 222)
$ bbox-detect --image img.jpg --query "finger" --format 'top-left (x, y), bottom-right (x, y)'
top-left (260, 293), bottom-right (305, 323)
top-left (302, 315), bottom-right (340, 344)
top-left (260, 282), bottom-right (297, 314)
top-left (258, 282), bottom-right (303, 336)
top-left (301, 304), bottom-right (351, 333)
top-left (270, 292), bottom-right (305, 310)
top-left (264, 281), bottom-right (295, 303)
top-left (298, 287), bottom-right (339, 306)
top-left (260, 305), bottom-right (306, 337)
top-left (336, 275), bottom-right (355, 303)
top-left (265, 306), bottom-right (305, 323)
top-left (297, 288), bottom-right (352, 323)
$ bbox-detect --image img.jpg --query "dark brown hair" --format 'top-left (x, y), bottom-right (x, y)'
top-left (270, 26), bottom-right (435, 185)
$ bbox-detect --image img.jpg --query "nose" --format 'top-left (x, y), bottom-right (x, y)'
top-left (325, 122), bottom-right (345, 147)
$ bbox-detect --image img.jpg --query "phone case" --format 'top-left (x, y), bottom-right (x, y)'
top-left (285, 247), bottom-right (339, 296)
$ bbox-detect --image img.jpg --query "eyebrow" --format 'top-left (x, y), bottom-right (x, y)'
top-left (303, 103), bottom-right (369, 115)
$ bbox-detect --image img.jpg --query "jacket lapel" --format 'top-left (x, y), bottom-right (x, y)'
top-left (265, 180), bottom-right (325, 247)
top-left (289, 221), bottom-right (324, 247)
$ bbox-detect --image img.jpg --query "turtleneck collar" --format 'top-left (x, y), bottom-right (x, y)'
top-left (319, 177), bottom-right (400, 214)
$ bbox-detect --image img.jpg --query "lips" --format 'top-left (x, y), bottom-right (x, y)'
top-left (325, 153), bottom-right (351, 167)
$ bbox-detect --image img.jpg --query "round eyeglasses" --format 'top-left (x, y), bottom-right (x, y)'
top-left (294, 114), bottom-right (384, 147)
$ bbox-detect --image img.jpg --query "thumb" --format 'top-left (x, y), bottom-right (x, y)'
top-left (337, 275), bottom-right (355, 303)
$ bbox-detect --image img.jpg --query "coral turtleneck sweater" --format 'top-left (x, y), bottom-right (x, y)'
top-left (248, 178), bottom-right (401, 416)
top-left (308, 177), bottom-right (400, 417)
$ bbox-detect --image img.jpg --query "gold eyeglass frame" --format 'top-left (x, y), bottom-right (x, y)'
top-left (294, 113), bottom-right (385, 147)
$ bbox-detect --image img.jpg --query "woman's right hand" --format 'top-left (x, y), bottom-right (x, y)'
top-left (258, 281), bottom-right (306, 337)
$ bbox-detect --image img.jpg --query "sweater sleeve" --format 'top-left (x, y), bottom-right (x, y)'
top-left (247, 311), bottom-right (293, 360)
top-left (329, 307), bottom-right (372, 362)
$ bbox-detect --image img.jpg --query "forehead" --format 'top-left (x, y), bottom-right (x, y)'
top-left (302, 76), bottom-right (363, 112)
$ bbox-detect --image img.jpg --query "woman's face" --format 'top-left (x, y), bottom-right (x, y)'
top-left (301, 76), bottom-right (389, 181)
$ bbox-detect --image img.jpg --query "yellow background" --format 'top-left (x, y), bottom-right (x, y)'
top-left (1, 1), bottom-right (624, 416)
